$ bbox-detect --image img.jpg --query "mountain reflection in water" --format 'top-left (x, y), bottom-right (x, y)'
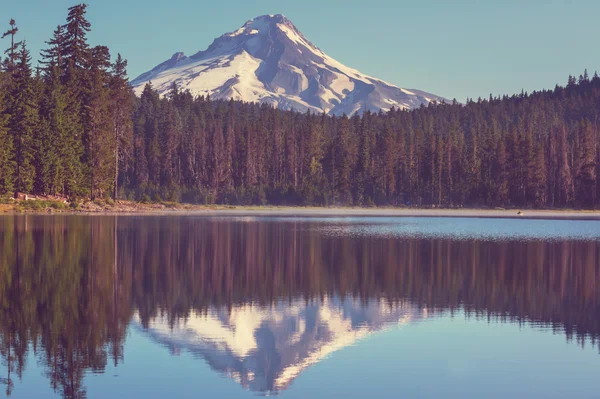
top-left (137, 298), bottom-right (422, 393)
top-left (0, 215), bottom-right (599, 398)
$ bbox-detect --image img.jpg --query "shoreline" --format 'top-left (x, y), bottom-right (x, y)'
top-left (177, 208), bottom-right (600, 220)
top-left (2, 201), bottom-right (600, 220)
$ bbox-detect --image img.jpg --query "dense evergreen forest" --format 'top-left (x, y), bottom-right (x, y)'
top-left (1, 5), bottom-right (599, 208)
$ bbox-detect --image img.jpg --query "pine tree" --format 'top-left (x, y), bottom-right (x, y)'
top-left (333, 116), bottom-right (355, 204)
top-left (32, 72), bottom-right (56, 194)
top-left (40, 64), bottom-right (84, 197)
top-left (530, 141), bottom-right (547, 207)
top-left (557, 124), bottom-right (574, 206)
top-left (62, 4), bottom-right (91, 87)
top-left (39, 21), bottom-right (86, 197)
top-left (140, 83), bottom-right (161, 189)
top-left (1, 19), bottom-right (21, 77)
top-left (39, 25), bottom-right (65, 77)
top-left (495, 138), bottom-right (509, 205)
top-left (378, 120), bottom-right (397, 203)
top-left (109, 54), bottom-right (133, 200)
top-left (9, 43), bottom-right (37, 194)
top-left (86, 45), bottom-right (113, 199)
top-left (303, 116), bottom-right (326, 204)
top-left (0, 73), bottom-right (15, 195)
top-left (575, 120), bottom-right (597, 207)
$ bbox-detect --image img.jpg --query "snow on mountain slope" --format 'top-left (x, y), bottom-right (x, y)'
top-left (131, 14), bottom-right (447, 115)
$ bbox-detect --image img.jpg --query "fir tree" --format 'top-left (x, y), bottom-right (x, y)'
top-left (9, 43), bottom-right (37, 194)
top-left (0, 74), bottom-right (15, 195)
top-left (86, 45), bottom-right (113, 199)
top-left (39, 25), bottom-right (65, 77)
top-left (40, 64), bottom-right (84, 197)
top-left (32, 71), bottom-right (56, 194)
top-left (62, 3), bottom-right (91, 86)
top-left (1, 19), bottom-right (21, 76)
top-left (109, 54), bottom-right (133, 200)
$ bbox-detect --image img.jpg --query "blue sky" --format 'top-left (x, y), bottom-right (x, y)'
top-left (3, 0), bottom-right (600, 101)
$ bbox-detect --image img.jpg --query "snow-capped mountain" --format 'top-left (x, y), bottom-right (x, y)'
top-left (135, 297), bottom-right (426, 393)
top-left (131, 14), bottom-right (446, 115)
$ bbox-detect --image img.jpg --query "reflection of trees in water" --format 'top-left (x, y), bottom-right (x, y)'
top-left (0, 215), bottom-right (599, 397)
top-left (0, 216), bottom-right (131, 398)
top-left (125, 218), bottom-right (600, 346)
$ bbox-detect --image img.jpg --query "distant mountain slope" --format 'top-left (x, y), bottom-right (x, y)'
top-left (131, 14), bottom-right (447, 115)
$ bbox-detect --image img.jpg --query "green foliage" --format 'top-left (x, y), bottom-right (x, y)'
top-left (17, 199), bottom-right (67, 210)
top-left (0, 73), bottom-right (15, 195)
top-left (126, 75), bottom-right (600, 209)
top-left (1, 6), bottom-right (599, 210)
top-left (41, 64), bottom-right (85, 197)
top-left (8, 42), bottom-right (38, 193)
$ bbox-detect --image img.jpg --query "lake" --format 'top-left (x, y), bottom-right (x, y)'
top-left (0, 215), bottom-right (599, 398)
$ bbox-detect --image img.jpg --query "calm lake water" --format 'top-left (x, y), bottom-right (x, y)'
top-left (0, 215), bottom-right (599, 398)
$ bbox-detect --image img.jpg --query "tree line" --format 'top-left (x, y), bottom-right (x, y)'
top-left (1, 5), bottom-right (599, 208)
top-left (0, 5), bottom-right (132, 201)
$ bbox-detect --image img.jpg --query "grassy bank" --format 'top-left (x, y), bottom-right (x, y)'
top-left (0, 197), bottom-right (226, 214)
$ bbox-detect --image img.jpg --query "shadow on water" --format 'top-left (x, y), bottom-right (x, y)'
top-left (0, 215), bottom-right (599, 397)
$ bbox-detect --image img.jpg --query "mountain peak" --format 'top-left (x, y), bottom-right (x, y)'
top-left (255, 13), bottom-right (287, 21)
top-left (248, 13), bottom-right (292, 26)
top-left (221, 13), bottom-right (308, 44)
top-left (131, 15), bottom-right (447, 115)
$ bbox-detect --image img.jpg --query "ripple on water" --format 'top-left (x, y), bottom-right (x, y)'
top-left (303, 217), bottom-right (600, 241)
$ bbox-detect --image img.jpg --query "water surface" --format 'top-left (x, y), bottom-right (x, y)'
top-left (0, 215), bottom-right (599, 398)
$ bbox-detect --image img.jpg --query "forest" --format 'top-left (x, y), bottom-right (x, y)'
top-left (1, 4), bottom-right (600, 208)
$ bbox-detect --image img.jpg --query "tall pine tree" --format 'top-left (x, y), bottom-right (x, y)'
top-left (86, 45), bottom-right (114, 199)
top-left (109, 54), bottom-right (133, 200)
top-left (0, 73), bottom-right (15, 195)
top-left (1, 19), bottom-right (21, 77)
top-left (8, 43), bottom-right (37, 194)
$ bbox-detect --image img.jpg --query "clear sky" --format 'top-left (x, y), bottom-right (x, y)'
top-left (3, 0), bottom-right (600, 101)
